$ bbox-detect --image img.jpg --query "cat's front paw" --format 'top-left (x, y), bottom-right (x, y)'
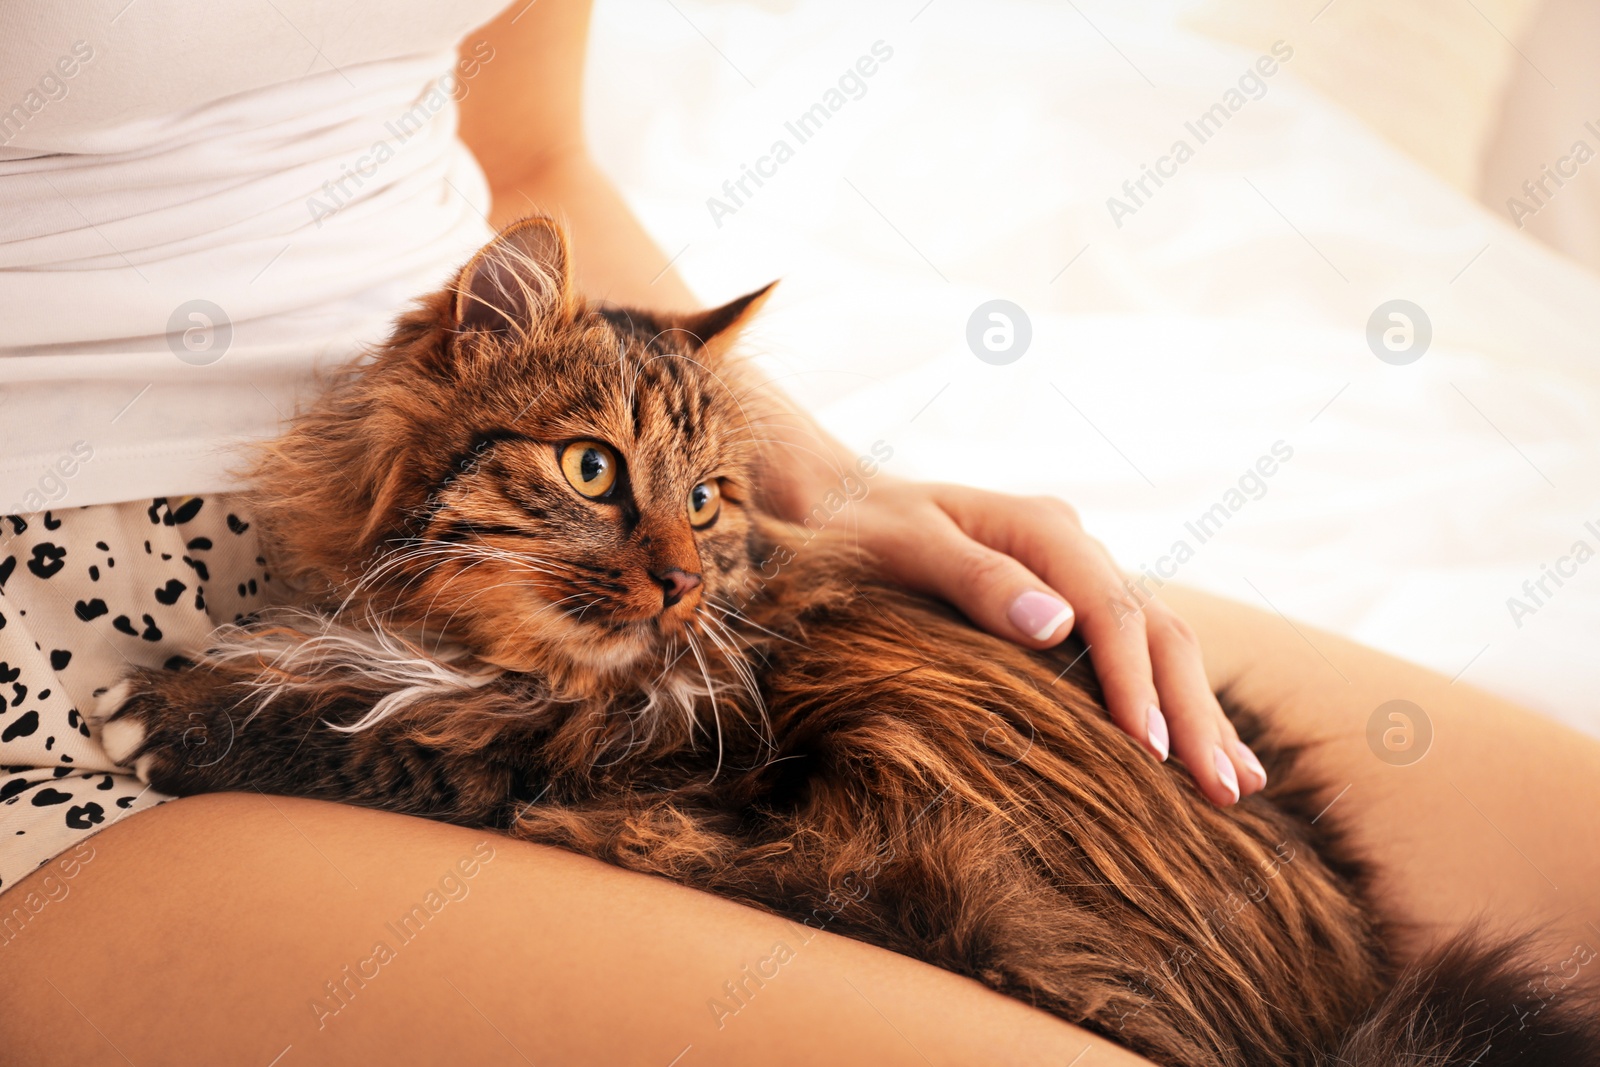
top-left (90, 672), bottom-right (232, 792)
top-left (94, 679), bottom-right (155, 781)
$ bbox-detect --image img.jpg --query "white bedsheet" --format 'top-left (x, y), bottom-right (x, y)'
top-left (587, 0), bottom-right (1600, 737)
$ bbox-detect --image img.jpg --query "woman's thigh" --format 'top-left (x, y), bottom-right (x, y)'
top-left (0, 793), bottom-right (1155, 1067)
top-left (1164, 584), bottom-right (1600, 959)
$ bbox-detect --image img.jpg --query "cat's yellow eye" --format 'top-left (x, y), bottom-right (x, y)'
top-left (688, 481), bottom-right (721, 527)
top-left (560, 440), bottom-right (619, 499)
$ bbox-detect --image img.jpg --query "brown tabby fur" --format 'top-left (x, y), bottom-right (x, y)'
top-left (98, 219), bottom-right (1600, 1066)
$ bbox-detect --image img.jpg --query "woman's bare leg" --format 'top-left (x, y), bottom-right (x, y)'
top-left (1163, 584), bottom-right (1600, 959)
top-left (0, 793), bottom-right (1156, 1067)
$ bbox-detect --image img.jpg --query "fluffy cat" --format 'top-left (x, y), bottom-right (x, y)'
top-left (96, 218), bottom-right (1599, 1066)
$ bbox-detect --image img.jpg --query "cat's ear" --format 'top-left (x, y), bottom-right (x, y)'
top-left (453, 216), bottom-right (574, 336)
top-left (662, 282), bottom-right (777, 359)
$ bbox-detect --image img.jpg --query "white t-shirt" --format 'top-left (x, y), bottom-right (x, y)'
top-left (0, 0), bottom-right (508, 512)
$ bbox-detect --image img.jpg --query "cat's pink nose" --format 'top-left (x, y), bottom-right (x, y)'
top-left (652, 567), bottom-right (703, 609)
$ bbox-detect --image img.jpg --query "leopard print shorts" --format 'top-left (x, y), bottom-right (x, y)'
top-left (0, 496), bottom-right (274, 897)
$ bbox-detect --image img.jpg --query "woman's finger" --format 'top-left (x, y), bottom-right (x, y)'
top-left (933, 488), bottom-right (1172, 764)
top-left (867, 503), bottom-right (1080, 648)
top-left (1069, 590), bottom-right (1171, 764)
top-left (1145, 602), bottom-right (1264, 804)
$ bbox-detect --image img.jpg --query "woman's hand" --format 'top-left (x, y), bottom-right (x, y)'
top-left (781, 472), bottom-right (1266, 807)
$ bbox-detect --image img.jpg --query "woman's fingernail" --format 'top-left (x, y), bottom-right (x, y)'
top-left (1213, 745), bottom-right (1241, 804)
top-left (1232, 741), bottom-right (1267, 790)
top-left (1007, 590), bottom-right (1074, 641)
top-left (1146, 705), bottom-right (1169, 761)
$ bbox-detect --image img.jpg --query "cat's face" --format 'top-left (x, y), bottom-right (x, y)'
top-left (284, 219), bottom-right (777, 685)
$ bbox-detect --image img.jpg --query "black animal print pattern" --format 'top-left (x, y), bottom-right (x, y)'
top-left (0, 496), bottom-right (272, 894)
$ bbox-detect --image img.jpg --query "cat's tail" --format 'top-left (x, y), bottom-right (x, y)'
top-left (1326, 933), bottom-right (1600, 1066)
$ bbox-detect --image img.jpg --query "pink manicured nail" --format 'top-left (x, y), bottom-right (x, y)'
top-left (1007, 590), bottom-right (1074, 641)
top-left (1232, 741), bottom-right (1267, 789)
top-left (1213, 746), bottom-right (1240, 803)
top-left (1146, 705), bottom-right (1169, 761)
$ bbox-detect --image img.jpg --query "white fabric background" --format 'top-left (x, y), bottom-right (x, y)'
top-left (585, 0), bottom-right (1600, 737)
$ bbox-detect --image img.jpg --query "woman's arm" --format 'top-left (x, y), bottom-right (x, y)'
top-left (454, 3), bottom-right (1264, 807)
top-left (458, 1), bottom-right (697, 310)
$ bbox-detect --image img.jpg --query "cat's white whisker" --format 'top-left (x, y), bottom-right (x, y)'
top-left (393, 542), bottom-right (573, 633)
top-left (683, 623), bottom-right (725, 784)
top-left (706, 595), bottom-right (800, 648)
top-left (492, 589), bottom-right (598, 648)
top-left (353, 539), bottom-right (573, 619)
top-left (427, 555), bottom-right (575, 635)
top-left (695, 611), bottom-right (774, 760)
